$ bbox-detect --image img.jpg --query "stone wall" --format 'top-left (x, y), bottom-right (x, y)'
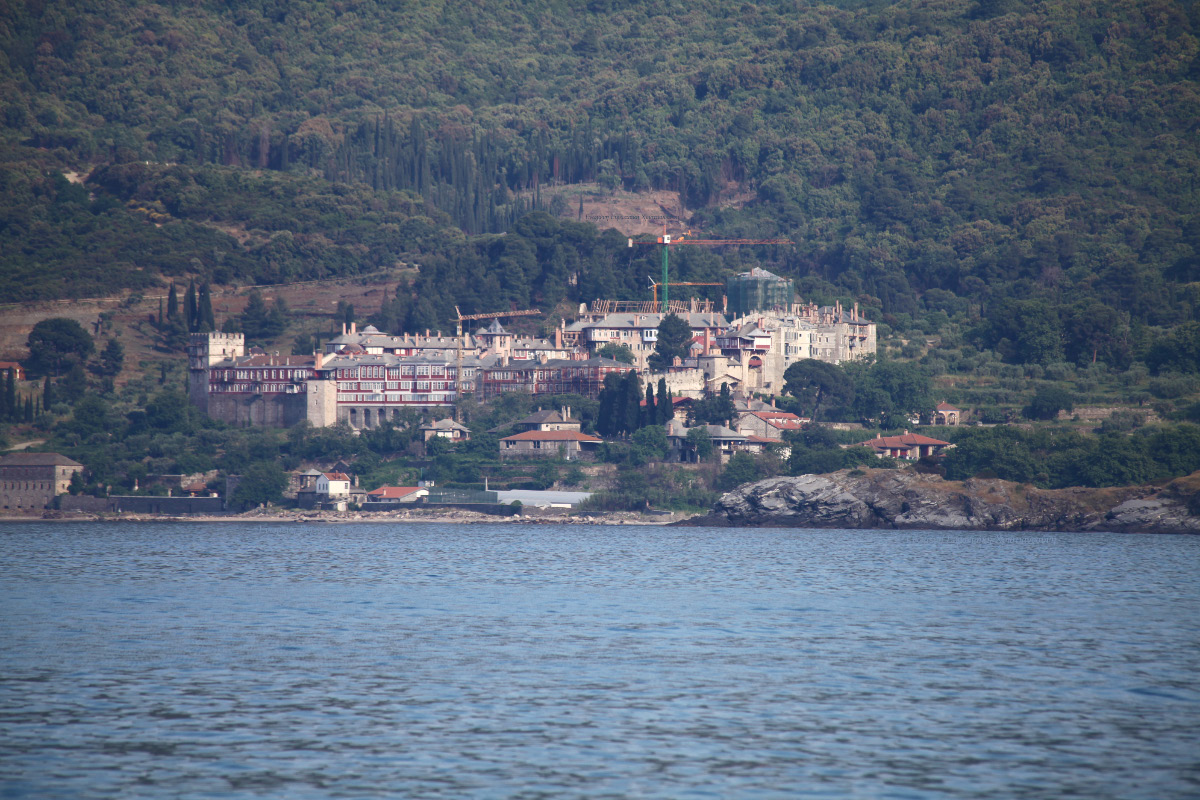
top-left (206, 393), bottom-right (308, 427)
top-left (60, 495), bottom-right (227, 514)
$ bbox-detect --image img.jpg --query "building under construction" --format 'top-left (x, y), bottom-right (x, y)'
top-left (726, 268), bottom-right (795, 316)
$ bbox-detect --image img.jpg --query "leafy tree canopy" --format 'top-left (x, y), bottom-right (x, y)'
top-left (25, 318), bottom-right (93, 378)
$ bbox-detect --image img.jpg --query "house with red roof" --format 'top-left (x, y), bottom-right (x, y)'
top-left (853, 432), bottom-right (952, 460)
top-left (934, 402), bottom-right (962, 426)
top-left (315, 471), bottom-right (352, 497)
top-left (499, 429), bottom-right (603, 458)
top-left (365, 486), bottom-right (428, 504)
top-left (736, 410), bottom-right (810, 440)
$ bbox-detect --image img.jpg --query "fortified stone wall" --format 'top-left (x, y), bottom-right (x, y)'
top-left (206, 393), bottom-right (308, 427)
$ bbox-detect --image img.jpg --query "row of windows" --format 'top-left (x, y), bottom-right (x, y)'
top-left (1, 482), bottom-right (54, 491)
top-left (217, 369), bottom-right (311, 381)
top-left (334, 365), bottom-right (456, 379)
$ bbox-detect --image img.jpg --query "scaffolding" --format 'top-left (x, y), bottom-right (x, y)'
top-left (726, 268), bottom-right (795, 316)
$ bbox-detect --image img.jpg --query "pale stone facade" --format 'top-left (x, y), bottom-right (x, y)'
top-left (0, 453), bottom-right (84, 510)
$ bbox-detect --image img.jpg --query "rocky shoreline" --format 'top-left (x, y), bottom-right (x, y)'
top-left (690, 469), bottom-right (1200, 534)
top-left (7, 507), bottom-right (677, 526)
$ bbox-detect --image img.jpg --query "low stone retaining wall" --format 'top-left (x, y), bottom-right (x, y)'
top-left (60, 495), bottom-right (227, 515)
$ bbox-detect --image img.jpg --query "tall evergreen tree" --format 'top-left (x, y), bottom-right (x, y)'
top-left (166, 283), bottom-right (178, 320)
top-left (657, 378), bottom-right (672, 423)
top-left (3, 368), bottom-right (13, 420)
top-left (643, 383), bottom-right (656, 427)
top-left (597, 372), bottom-right (623, 437)
top-left (185, 280), bottom-right (198, 332)
top-left (24, 396), bottom-right (32, 422)
top-left (621, 371), bottom-right (642, 435)
top-left (199, 283), bottom-right (215, 332)
top-left (42, 376), bottom-right (53, 410)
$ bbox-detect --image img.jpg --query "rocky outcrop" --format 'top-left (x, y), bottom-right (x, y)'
top-left (695, 469), bottom-right (1200, 533)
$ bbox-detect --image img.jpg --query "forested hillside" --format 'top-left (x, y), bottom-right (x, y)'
top-left (3, 0), bottom-right (1199, 370)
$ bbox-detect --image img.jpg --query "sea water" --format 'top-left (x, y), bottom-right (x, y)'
top-left (1, 522), bottom-right (1197, 798)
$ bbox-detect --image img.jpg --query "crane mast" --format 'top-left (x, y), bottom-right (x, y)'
top-left (628, 231), bottom-right (793, 314)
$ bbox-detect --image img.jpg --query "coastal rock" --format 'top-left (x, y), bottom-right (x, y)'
top-left (701, 469), bottom-right (1200, 533)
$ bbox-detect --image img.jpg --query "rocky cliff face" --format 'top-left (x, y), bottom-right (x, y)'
top-left (696, 469), bottom-right (1200, 533)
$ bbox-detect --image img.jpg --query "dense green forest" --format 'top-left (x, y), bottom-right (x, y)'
top-left (2, 0), bottom-right (1199, 372)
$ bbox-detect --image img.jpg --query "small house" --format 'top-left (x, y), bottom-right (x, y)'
top-left (500, 430), bottom-right (602, 458)
top-left (853, 432), bottom-right (952, 460)
top-left (366, 486), bottom-right (428, 503)
top-left (934, 402), bottom-right (962, 426)
top-left (420, 418), bottom-right (472, 442)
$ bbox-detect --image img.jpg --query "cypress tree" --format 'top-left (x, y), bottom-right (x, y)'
top-left (622, 372), bottom-right (642, 435)
top-left (158, 297), bottom-right (164, 328)
top-left (644, 383), bottom-right (656, 428)
top-left (167, 283), bottom-right (178, 320)
top-left (597, 372), bottom-right (623, 437)
top-left (24, 395), bottom-right (32, 422)
top-left (185, 280), bottom-right (197, 332)
top-left (657, 378), bottom-right (672, 423)
top-left (3, 368), bottom-right (13, 420)
top-left (199, 283), bottom-right (215, 332)
top-left (43, 376), bottom-right (53, 411)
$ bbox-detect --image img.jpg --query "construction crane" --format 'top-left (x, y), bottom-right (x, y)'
top-left (647, 278), bottom-right (725, 308)
top-left (628, 229), bottom-right (793, 313)
top-left (454, 306), bottom-right (540, 337)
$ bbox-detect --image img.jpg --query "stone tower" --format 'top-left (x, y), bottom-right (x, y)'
top-left (187, 332), bottom-right (245, 413)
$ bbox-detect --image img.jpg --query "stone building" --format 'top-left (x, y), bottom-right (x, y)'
top-left (0, 453), bottom-right (84, 511)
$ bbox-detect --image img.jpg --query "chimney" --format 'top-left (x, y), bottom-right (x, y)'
top-left (342, 322), bottom-right (347, 335)
top-left (555, 326), bottom-right (563, 350)
top-left (351, 321), bottom-right (357, 334)
top-left (314, 351), bottom-right (323, 369)
top-left (426, 329), bottom-right (430, 338)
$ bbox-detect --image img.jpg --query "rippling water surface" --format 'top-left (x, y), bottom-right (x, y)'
top-left (1, 522), bottom-right (1198, 798)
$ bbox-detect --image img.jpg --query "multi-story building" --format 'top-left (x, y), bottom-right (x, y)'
top-left (578, 311), bottom-right (729, 370)
top-left (0, 453), bottom-right (84, 511)
top-left (308, 350), bottom-right (494, 428)
top-left (188, 331), bottom-right (495, 429)
top-left (477, 357), bottom-right (634, 400)
top-left (716, 303), bottom-right (876, 394)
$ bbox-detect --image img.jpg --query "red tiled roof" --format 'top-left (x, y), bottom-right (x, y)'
top-left (500, 430), bottom-right (602, 442)
top-left (751, 411), bottom-right (807, 429)
top-left (324, 472), bottom-right (351, 481)
top-left (936, 402), bottom-right (960, 411)
top-left (367, 486), bottom-right (423, 498)
top-left (232, 355), bottom-right (316, 367)
top-left (858, 433), bottom-right (951, 449)
top-left (744, 435), bottom-right (779, 444)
